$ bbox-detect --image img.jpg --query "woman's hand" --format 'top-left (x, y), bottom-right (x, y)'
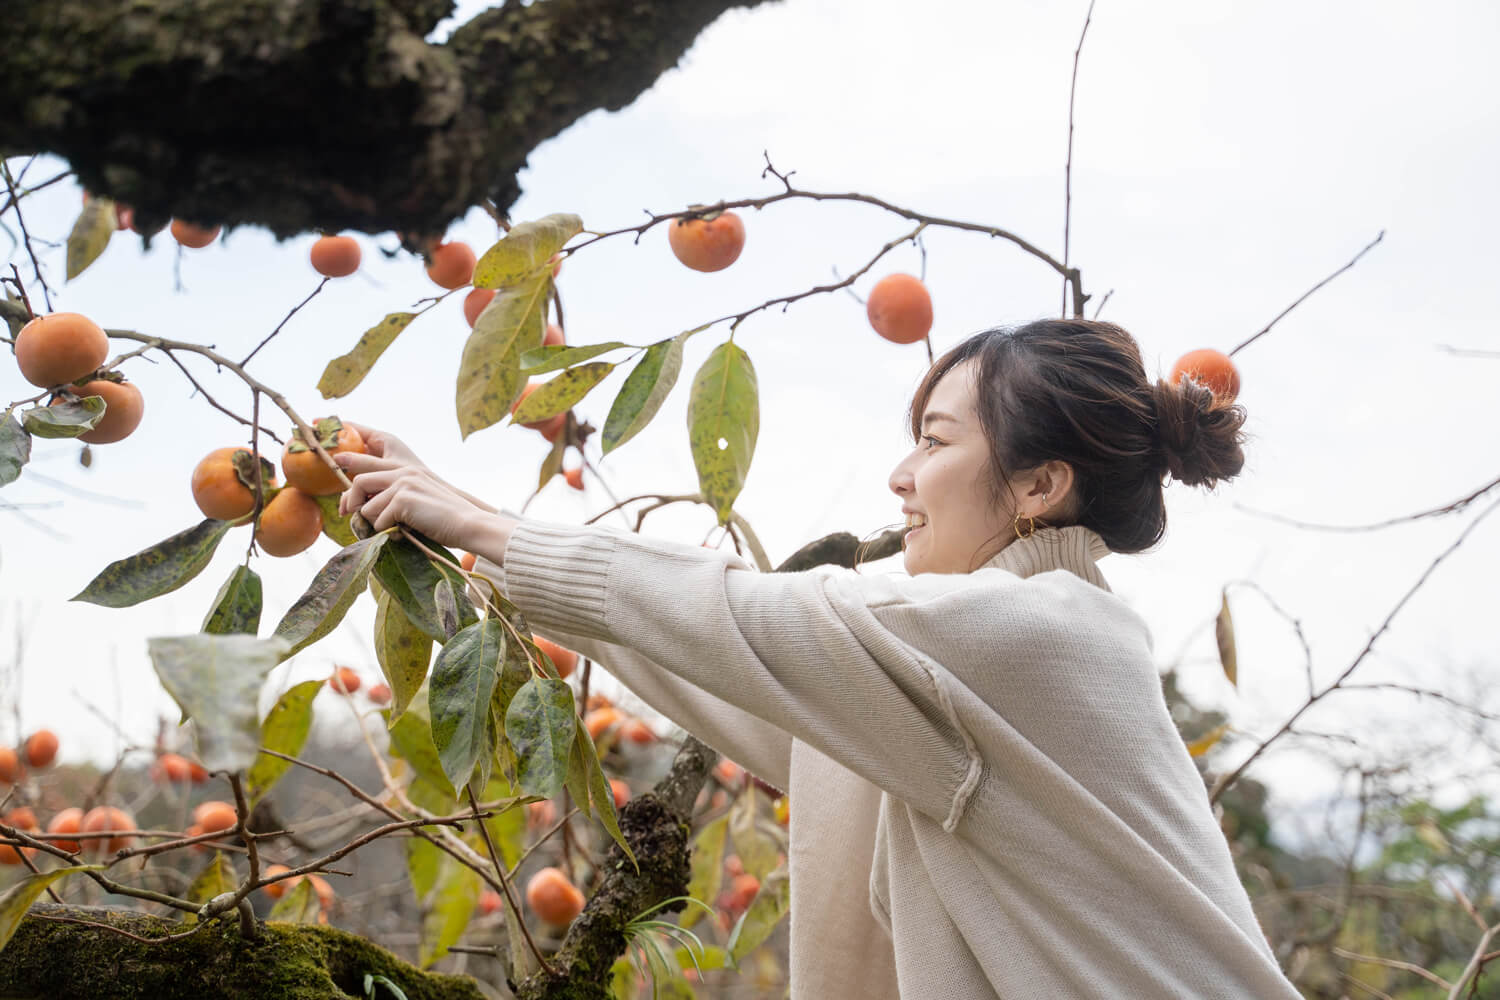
top-left (338, 420), bottom-right (498, 516)
top-left (334, 422), bottom-right (515, 558)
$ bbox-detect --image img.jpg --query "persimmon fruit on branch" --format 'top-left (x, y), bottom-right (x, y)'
top-left (668, 209), bottom-right (746, 272)
top-left (256, 485), bottom-right (323, 557)
top-left (1169, 347), bottom-right (1241, 401)
top-left (14, 312), bottom-right (109, 388)
top-left (309, 235), bottom-right (362, 279)
top-left (866, 273), bottom-right (934, 345)
top-left (191, 447), bottom-right (277, 521)
top-left (170, 220), bottom-right (220, 249)
top-left (281, 417), bottom-right (366, 495)
top-left (55, 378), bottom-right (145, 444)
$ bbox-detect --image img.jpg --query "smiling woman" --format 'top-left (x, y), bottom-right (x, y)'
top-left (334, 318), bottom-right (1293, 997)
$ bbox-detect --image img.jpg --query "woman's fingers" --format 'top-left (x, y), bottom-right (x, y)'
top-left (333, 451), bottom-right (392, 477)
top-left (338, 466), bottom-right (399, 518)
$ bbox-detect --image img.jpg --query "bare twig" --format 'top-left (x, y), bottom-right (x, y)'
top-left (1230, 230), bottom-right (1385, 355)
top-left (1062, 0), bottom-right (1097, 317)
top-left (1209, 495), bottom-right (1500, 804)
top-left (467, 786), bottom-right (556, 976)
top-left (1236, 472), bottom-right (1500, 533)
top-left (0, 162), bottom-right (52, 311)
top-left (240, 278), bottom-right (329, 367)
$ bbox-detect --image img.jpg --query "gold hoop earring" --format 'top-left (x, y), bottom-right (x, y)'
top-left (1013, 511), bottom-right (1037, 540)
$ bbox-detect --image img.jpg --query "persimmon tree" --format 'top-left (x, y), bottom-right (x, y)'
top-left (2, 5), bottom-right (1498, 999)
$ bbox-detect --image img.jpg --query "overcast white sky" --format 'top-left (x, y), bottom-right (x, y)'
top-left (3, 0), bottom-right (1497, 841)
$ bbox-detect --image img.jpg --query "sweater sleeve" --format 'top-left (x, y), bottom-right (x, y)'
top-left (471, 554), bottom-right (793, 791)
top-left (501, 520), bottom-right (994, 827)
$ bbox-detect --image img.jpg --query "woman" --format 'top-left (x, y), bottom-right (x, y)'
top-left (337, 319), bottom-right (1301, 998)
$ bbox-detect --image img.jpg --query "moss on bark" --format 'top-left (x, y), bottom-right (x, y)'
top-left (0, 904), bottom-right (486, 1000)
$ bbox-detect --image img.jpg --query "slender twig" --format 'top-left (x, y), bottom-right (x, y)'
top-left (1209, 495), bottom-right (1500, 804)
top-left (1091, 288), bottom-right (1113, 319)
top-left (240, 278), bottom-right (329, 367)
top-left (154, 348), bottom-right (283, 443)
top-left (1236, 472), bottom-right (1500, 533)
top-left (508, 807), bottom-right (582, 878)
top-left (0, 162), bottom-right (52, 311)
top-left (0, 169), bottom-right (72, 216)
top-left (30, 910), bottom-right (213, 945)
top-left (570, 156), bottom-right (1085, 316)
top-left (1230, 230), bottom-right (1385, 355)
top-left (467, 786), bottom-right (555, 976)
top-left (1062, 0), bottom-right (1097, 317)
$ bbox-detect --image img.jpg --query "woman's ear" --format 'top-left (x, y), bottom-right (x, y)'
top-left (1024, 461), bottom-right (1076, 518)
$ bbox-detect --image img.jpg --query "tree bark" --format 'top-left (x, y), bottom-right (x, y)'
top-left (1, 0), bottom-right (775, 240)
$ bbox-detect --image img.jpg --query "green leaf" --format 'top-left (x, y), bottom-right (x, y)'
top-left (386, 691), bottom-right (457, 807)
top-left (0, 412), bottom-right (32, 488)
top-left (681, 814), bottom-right (728, 930)
top-left (726, 864), bottom-right (790, 964)
top-left (687, 342), bottom-right (758, 523)
top-left (374, 590), bottom-right (433, 725)
top-left (537, 430), bottom-right (565, 491)
top-left (22, 396), bottom-right (105, 439)
top-left (268, 878), bottom-right (322, 924)
top-left (502, 881), bottom-right (537, 982)
top-left (0, 867), bottom-right (101, 954)
top-left (473, 213), bottom-right (583, 290)
top-left (674, 944), bottom-right (726, 972)
top-left (455, 271), bottom-right (550, 439)
top-left (314, 493), bottom-right (357, 546)
top-left (405, 836), bottom-right (444, 902)
top-left (520, 341), bottom-right (633, 375)
top-left (429, 620), bottom-right (505, 790)
top-left (147, 633), bottom-right (290, 774)
top-left (505, 677), bottom-right (575, 800)
top-left (511, 362), bottom-right (614, 424)
top-left (602, 331), bottom-right (694, 455)
top-left (579, 723), bottom-right (635, 868)
top-left (271, 532), bottom-right (389, 658)
top-left (182, 854), bottom-right (237, 922)
top-left (67, 196), bottom-right (116, 281)
top-left (609, 957), bottom-right (637, 1000)
top-left (73, 519), bottom-right (234, 608)
top-left (565, 733), bottom-right (592, 822)
top-left (201, 565), bottom-right (262, 636)
top-left (1216, 589), bottom-right (1237, 688)
top-left (729, 784), bottom-right (779, 880)
top-left (318, 312), bottom-right (417, 399)
top-left (373, 537), bottom-right (469, 644)
top-left (418, 855), bottom-right (482, 968)
top-left (245, 679), bottom-right (322, 806)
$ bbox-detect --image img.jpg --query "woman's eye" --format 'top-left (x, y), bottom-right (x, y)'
top-left (921, 435), bottom-right (942, 450)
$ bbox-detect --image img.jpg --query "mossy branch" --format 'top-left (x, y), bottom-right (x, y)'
top-left (0, 0), bottom-right (775, 239)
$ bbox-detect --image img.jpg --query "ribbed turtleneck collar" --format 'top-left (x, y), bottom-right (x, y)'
top-left (981, 524), bottom-right (1113, 591)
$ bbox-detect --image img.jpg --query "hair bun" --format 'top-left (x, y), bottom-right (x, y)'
top-left (1151, 376), bottom-right (1247, 488)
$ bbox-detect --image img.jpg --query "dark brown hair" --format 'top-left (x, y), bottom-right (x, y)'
top-left (905, 318), bottom-right (1247, 555)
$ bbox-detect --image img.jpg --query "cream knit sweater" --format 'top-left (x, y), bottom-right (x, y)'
top-left (488, 519), bottom-right (1301, 999)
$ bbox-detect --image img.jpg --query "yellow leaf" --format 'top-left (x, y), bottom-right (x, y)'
top-left (1187, 723), bottom-right (1229, 758)
top-left (1215, 589), bottom-right (1237, 687)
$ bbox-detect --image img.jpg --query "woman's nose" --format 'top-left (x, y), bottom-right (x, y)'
top-left (889, 454), bottom-right (915, 498)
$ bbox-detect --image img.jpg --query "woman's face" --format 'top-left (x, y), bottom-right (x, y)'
top-left (888, 360), bottom-right (1013, 575)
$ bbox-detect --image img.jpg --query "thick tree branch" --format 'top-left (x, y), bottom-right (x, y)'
top-left (2, 0), bottom-right (775, 239)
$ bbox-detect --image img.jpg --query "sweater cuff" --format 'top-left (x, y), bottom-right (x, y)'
top-left (501, 520), bottom-right (616, 642)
